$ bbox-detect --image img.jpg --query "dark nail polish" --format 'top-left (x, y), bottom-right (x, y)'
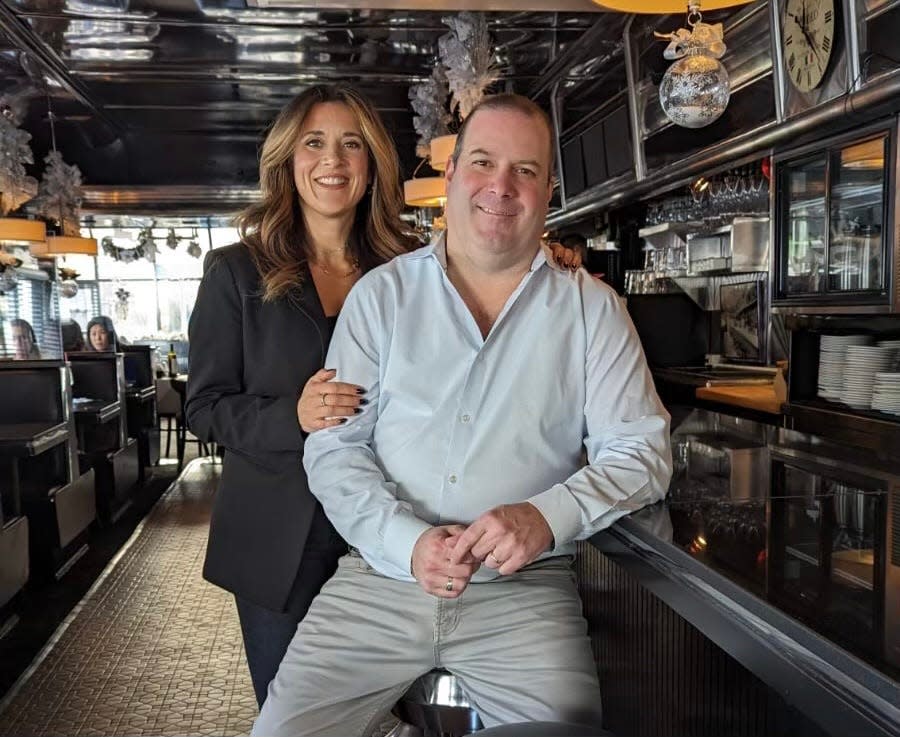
top-left (356, 388), bottom-right (366, 394)
top-left (339, 417), bottom-right (348, 424)
top-left (358, 398), bottom-right (369, 405)
top-left (354, 407), bottom-right (362, 414)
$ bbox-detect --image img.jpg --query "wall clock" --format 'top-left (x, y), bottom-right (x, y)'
top-left (782, 0), bottom-right (836, 92)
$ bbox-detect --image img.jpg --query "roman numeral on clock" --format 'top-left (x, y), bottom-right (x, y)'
top-left (785, 34), bottom-right (794, 46)
top-left (822, 36), bottom-right (831, 52)
top-left (824, 10), bottom-right (833, 22)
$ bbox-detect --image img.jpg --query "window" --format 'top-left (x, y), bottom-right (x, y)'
top-left (58, 225), bottom-right (238, 342)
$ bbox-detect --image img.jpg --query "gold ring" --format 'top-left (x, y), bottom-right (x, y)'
top-left (321, 393), bottom-right (327, 407)
top-left (445, 577), bottom-right (453, 592)
top-left (488, 552), bottom-right (502, 565)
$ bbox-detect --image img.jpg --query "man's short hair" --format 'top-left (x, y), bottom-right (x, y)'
top-left (449, 94), bottom-right (556, 181)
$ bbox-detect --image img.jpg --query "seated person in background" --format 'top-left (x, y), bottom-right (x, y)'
top-left (252, 94), bottom-right (672, 736)
top-left (61, 319), bottom-right (85, 353)
top-left (86, 316), bottom-right (117, 352)
top-left (11, 318), bottom-right (41, 360)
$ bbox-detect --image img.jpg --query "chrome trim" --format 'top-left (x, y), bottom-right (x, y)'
top-left (547, 69), bottom-right (900, 228)
top-left (82, 185), bottom-right (261, 216)
top-left (769, 0), bottom-right (786, 122)
top-left (550, 83), bottom-right (567, 209)
top-left (623, 14), bottom-right (645, 182)
top-left (847, 0), bottom-right (863, 92)
top-left (770, 303), bottom-right (893, 315)
top-left (0, 2), bottom-right (119, 134)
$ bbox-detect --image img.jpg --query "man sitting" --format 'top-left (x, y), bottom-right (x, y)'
top-left (252, 93), bottom-right (672, 736)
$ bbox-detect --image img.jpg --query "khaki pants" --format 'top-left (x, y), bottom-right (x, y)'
top-left (251, 552), bottom-right (602, 737)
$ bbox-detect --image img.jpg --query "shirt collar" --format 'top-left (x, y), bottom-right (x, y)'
top-left (427, 231), bottom-right (549, 273)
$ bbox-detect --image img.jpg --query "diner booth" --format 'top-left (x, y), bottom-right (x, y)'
top-left (0, 359), bottom-right (96, 584)
top-left (67, 352), bottom-right (140, 523)
top-left (121, 345), bottom-right (160, 478)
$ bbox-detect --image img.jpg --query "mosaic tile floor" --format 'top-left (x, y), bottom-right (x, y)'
top-left (0, 458), bottom-right (257, 736)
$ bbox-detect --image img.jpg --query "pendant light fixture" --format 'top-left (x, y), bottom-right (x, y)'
top-left (0, 218), bottom-right (46, 244)
top-left (429, 134), bottom-right (458, 173)
top-left (403, 177), bottom-right (447, 208)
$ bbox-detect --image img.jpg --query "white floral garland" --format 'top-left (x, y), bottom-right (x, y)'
top-left (0, 94), bottom-right (38, 215)
top-left (30, 150), bottom-right (84, 235)
top-left (409, 65), bottom-right (450, 159)
top-left (438, 12), bottom-right (501, 121)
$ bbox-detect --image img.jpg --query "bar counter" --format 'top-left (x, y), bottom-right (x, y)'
top-left (583, 406), bottom-right (900, 737)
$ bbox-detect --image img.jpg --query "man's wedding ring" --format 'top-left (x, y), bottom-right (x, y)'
top-left (445, 577), bottom-right (453, 592)
top-left (488, 552), bottom-right (502, 566)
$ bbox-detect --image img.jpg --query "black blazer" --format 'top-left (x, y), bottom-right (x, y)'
top-left (186, 243), bottom-right (336, 611)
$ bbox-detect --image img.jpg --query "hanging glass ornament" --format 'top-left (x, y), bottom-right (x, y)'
top-left (166, 228), bottom-right (179, 249)
top-left (59, 277), bottom-right (78, 298)
top-left (115, 286), bottom-right (131, 321)
top-left (186, 239), bottom-right (202, 259)
top-left (656, 4), bottom-right (730, 129)
top-left (58, 266), bottom-right (79, 298)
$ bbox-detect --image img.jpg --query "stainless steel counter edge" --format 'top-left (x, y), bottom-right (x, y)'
top-left (590, 513), bottom-right (900, 737)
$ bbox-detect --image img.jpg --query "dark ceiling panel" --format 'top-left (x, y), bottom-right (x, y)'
top-left (0, 0), bottom-right (628, 215)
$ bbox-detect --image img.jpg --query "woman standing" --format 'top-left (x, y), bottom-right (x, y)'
top-left (186, 85), bottom-right (414, 707)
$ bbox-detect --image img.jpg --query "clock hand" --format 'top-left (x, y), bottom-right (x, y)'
top-left (789, 8), bottom-right (822, 64)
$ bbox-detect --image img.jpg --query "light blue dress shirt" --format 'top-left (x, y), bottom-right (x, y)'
top-left (303, 235), bottom-right (672, 583)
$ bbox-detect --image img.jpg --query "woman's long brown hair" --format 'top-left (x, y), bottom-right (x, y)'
top-left (236, 85), bottom-right (416, 302)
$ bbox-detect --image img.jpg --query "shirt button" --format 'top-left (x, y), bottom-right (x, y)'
top-left (461, 414), bottom-right (471, 423)
top-left (448, 474), bottom-right (457, 484)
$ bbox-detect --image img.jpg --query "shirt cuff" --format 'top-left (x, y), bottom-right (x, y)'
top-left (383, 511), bottom-right (433, 575)
top-left (528, 483), bottom-right (590, 550)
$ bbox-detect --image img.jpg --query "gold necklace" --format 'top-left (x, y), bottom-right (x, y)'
top-left (311, 258), bottom-right (360, 278)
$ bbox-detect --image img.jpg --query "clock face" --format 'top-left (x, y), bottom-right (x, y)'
top-left (783, 0), bottom-right (835, 92)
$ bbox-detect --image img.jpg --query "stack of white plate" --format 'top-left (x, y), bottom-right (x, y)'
top-left (877, 339), bottom-right (900, 370)
top-left (818, 334), bottom-right (872, 400)
top-left (840, 345), bottom-right (897, 409)
top-left (871, 372), bottom-right (900, 415)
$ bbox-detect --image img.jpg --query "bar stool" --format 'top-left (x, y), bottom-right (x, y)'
top-left (386, 669), bottom-right (482, 737)
top-left (477, 724), bottom-right (609, 737)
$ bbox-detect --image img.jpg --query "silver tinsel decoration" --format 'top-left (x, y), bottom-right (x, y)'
top-left (409, 65), bottom-right (451, 159)
top-left (30, 150), bottom-right (84, 234)
top-left (438, 13), bottom-right (501, 121)
top-left (0, 94), bottom-right (38, 215)
top-left (137, 228), bottom-right (159, 262)
top-left (186, 239), bottom-right (202, 259)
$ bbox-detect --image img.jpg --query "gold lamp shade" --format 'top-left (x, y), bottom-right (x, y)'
top-left (429, 135), bottom-right (458, 173)
top-left (31, 235), bottom-right (98, 256)
top-left (592, 0), bottom-right (753, 10)
top-left (0, 218), bottom-right (47, 244)
top-left (404, 177), bottom-right (446, 208)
